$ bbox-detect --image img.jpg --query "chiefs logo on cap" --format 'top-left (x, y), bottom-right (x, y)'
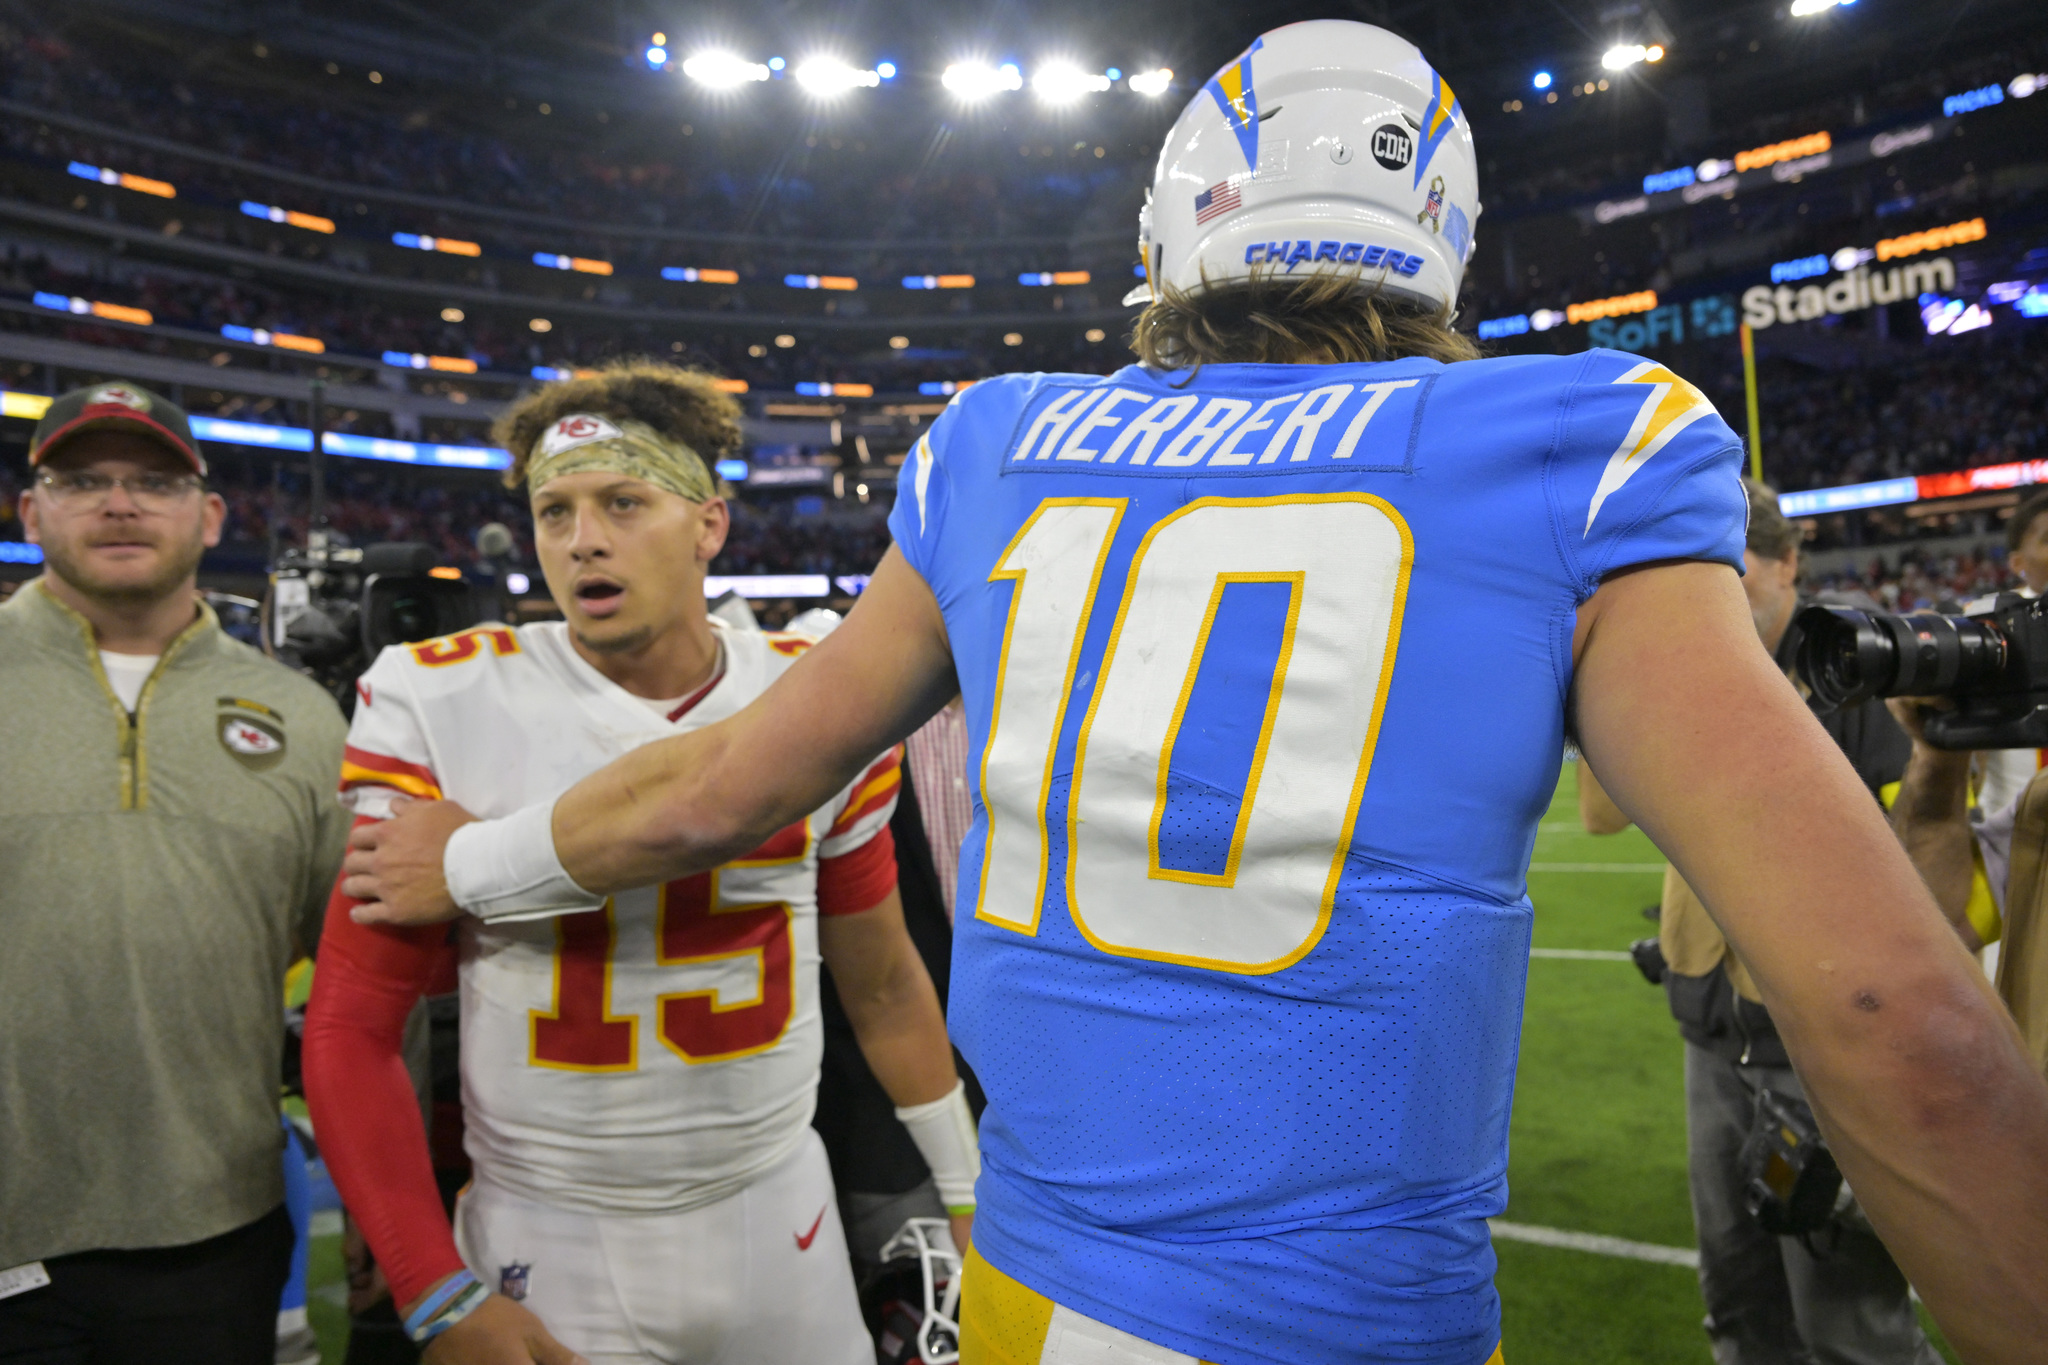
top-left (87, 384), bottom-right (150, 412)
top-left (538, 412), bottom-right (624, 458)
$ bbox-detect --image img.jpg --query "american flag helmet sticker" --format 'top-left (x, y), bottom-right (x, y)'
top-left (1193, 178), bottom-right (1242, 225)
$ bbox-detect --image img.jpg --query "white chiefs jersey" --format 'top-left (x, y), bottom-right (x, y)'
top-left (339, 619), bottom-right (901, 1216)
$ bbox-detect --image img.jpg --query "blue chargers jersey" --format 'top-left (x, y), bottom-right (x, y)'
top-left (886, 350), bottom-right (1745, 1364)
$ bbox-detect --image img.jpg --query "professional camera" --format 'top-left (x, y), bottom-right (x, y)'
top-left (1794, 593), bottom-right (2048, 749)
top-left (268, 538), bottom-right (487, 713)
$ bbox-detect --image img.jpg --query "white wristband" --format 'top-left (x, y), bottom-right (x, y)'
top-left (896, 1079), bottom-right (980, 1214)
top-left (443, 799), bottom-right (604, 923)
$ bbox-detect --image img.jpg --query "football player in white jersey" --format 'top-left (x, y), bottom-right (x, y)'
top-left (303, 361), bottom-right (978, 1364)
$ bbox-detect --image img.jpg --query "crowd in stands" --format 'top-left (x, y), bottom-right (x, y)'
top-left (1807, 546), bottom-right (2020, 611)
top-left (0, 246), bottom-right (1125, 399)
top-left (1750, 327), bottom-right (2048, 494)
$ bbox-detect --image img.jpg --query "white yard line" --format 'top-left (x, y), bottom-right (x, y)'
top-left (1528, 862), bottom-right (1666, 873)
top-left (1490, 1219), bottom-right (1698, 1268)
top-left (310, 1209), bottom-right (342, 1237)
top-left (1530, 948), bottom-right (1634, 961)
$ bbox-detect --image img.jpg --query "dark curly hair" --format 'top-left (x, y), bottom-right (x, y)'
top-left (1131, 267), bottom-right (1479, 379)
top-left (491, 358), bottom-right (745, 490)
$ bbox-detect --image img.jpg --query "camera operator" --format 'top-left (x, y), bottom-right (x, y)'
top-left (0, 382), bottom-right (351, 1363)
top-left (1889, 706), bottom-right (2048, 1077)
top-left (1580, 478), bottom-right (1941, 1365)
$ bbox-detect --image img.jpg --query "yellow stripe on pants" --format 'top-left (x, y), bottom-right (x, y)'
top-left (959, 1243), bottom-right (1056, 1363)
top-left (959, 1241), bottom-right (1504, 1365)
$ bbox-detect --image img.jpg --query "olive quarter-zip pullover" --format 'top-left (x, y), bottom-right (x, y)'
top-left (0, 579), bottom-right (351, 1268)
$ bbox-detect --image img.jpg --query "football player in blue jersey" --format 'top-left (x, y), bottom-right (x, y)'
top-left (346, 20), bottom-right (2048, 1365)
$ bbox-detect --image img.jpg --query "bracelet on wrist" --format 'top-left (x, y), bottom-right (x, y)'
top-left (405, 1270), bottom-right (490, 1344)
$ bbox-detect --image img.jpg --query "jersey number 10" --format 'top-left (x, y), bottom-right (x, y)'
top-left (976, 494), bottom-right (1412, 974)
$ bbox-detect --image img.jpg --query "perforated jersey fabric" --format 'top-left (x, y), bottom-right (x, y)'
top-left (886, 351), bottom-right (1746, 1364)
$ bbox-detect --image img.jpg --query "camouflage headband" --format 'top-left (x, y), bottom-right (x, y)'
top-left (525, 413), bottom-right (718, 502)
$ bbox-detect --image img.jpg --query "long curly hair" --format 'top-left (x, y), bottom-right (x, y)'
top-left (491, 358), bottom-right (745, 490)
top-left (1131, 267), bottom-right (1479, 378)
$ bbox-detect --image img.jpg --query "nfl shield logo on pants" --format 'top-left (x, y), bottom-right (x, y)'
top-left (500, 1262), bottom-right (531, 1301)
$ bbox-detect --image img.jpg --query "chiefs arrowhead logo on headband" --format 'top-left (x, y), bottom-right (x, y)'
top-left (539, 413), bottom-right (625, 458)
top-left (525, 413), bottom-right (717, 502)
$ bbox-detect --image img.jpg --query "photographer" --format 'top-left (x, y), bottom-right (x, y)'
top-left (0, 382), bottom-right (351, 1363)
top-left (1581, 478), bottom-right (1940, 1365)
top-left (1889, 707), bottom-right (2047, 1076)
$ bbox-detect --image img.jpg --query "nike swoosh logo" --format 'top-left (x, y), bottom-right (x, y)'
top-left (794, 1205), bottom-right (827, 1251)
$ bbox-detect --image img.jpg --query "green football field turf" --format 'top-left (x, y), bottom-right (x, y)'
top-left (302, 765), bottom-right (1959, 1362)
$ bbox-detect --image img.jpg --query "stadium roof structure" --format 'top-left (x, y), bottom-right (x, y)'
top-left (71, 0), bottom-right (2046, 138)
top-left (51, 0), bottom-right (2044, 288)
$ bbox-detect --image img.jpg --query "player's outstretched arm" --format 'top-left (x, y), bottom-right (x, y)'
top-left (1573, 559), bottom-right (2048, 1364)
top-left (556, 543), bottom-right (958, 891)
top-left (345, 547), bottom-right (957, 924)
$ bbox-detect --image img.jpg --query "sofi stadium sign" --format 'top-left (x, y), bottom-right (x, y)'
top-left (1743, 217), bottom-right (1980, 329)
top-left (1741, 255), bottom-right (1957, 329)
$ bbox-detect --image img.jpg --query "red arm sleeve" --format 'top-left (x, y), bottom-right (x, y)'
top-left (817, 823), bottom-right (900, 917)
top-left (302, 817), bottom-right (466, 1312)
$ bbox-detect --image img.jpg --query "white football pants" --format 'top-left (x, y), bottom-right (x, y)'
top-left (454, 1129), bottom-right (870, 1365)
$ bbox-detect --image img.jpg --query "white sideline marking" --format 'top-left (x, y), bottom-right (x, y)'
top-left (1530, 948), bottom-right (1633, 961)
top-left (1529, 862), bottom-right (1665, 873)
top-left (1490, 1219), bottom-right (1698, 1268)
top-left (310, 1209), bottom-right (343, 1237)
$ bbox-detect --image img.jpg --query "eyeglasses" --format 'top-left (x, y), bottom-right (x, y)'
top-left (36, 469), bottom-right (203, 512)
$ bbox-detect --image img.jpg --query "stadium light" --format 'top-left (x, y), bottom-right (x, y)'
top-left (877, 61), bottom-right (898, 80)
top-left (1645, 45), bottom-right (1665, 61)
top-left (1532, 70), bottom-right (1553, 90)
top-left (1790, 0), bottom-right (1855, 14)
top-left (795, 57), bottom-right (882, 93)
top-left (1128, 67), bottom-right (1173, 96)
top-left (944, 61), bottom-right (1023, 100)
top-left (1032, 63), bottom-right (1112, 103)
top-left (1601, 44), bottom-right (1648, 71)
top-left (682, 51), bottom-right (771, 87)
top-left (645, 45), bottom-right (667, 67)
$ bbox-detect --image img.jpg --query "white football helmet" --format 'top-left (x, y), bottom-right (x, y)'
top-left (874, 1218), bottom-right (960, 1364)
top-left (1124, 20), bottom-right (1480, 314)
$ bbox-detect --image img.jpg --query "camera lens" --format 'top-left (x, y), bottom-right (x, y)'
top-left (1795, 604), bottom-right (2007, 707)
top-left (1796, 606), bottom-right (1897, 708)
top-left (1888, 613), bottom-right (2006, 695)
top-left (385, 594), bottom-right (438, 644)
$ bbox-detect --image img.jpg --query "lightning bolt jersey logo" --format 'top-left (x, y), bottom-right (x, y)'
top-left (1204, 37), bottom-right (1265, 171)
top-left (1584, 363), bottom-right (1719, 534)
